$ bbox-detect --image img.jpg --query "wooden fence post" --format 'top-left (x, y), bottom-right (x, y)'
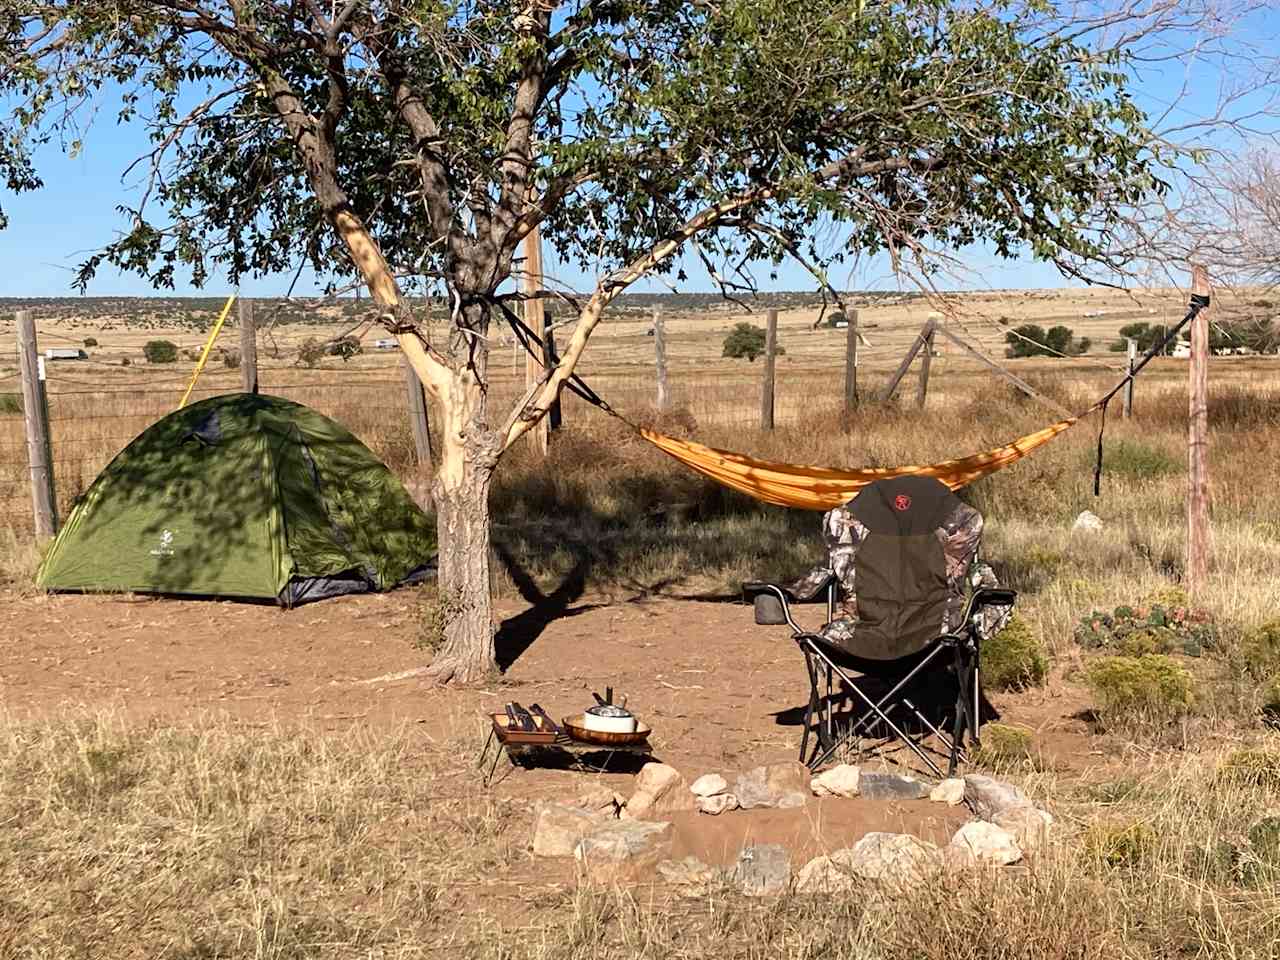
top-left (843, 308), bottom-right (858, 422)
top-left (916, 322), bottom-right (935, 408)
top-left (402, 353), bottom-right (433, 468)
top-left (522, 226), bottom-right (549, 456)
top-left (761, 308), bottom-right (777, 430)
top-left (880, 318), bottom-right (934, 402)
top-left (16, 311), bottom-right (57, 537)
top-left (654, 305), bottom-right (670, 413)
top-left (239, 298), bottom-right (259, 393)
top-left (1123, 338), bottom-right (1136, 418)
top-left (1187, 265), bottom-right (1211, 598)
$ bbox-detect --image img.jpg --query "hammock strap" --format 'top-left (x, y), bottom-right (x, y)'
top-left (1093, 396), bottom-right (1110, 497)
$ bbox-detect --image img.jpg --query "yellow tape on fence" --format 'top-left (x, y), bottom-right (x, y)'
top-left (177, 293), bottom-right (237, 409)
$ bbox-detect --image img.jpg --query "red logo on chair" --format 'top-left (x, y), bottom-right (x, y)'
top-left (893, 494), bottom-right (912, 512)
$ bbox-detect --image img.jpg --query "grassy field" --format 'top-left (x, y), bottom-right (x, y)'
top-left (1, 289), bottom-right (1279, 958)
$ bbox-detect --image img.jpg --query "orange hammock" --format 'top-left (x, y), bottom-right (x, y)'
top-left (639, 416), bottom-right (1081, 511)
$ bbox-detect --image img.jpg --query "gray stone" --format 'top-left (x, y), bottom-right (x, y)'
top-left (657, 856), bottom-right (720, 886)
top-left (929, 778), bottom-right (966, 805)
top-left (575, 785), bottom-right (623, 816)
top-left (696, 792), bottom-right (739, 815)
top-left (627, 762), bottom-right (694, 819)
top-left (811, 764), bottom-right (861, 798)
top-left (842, 832), bottom-right (941, 886)
top-left (733, 843), bottom-right (792, 896)
top-left (947, 821), bottom-right (1022, 866)
top-left (734, 762), bottom-right (810, 810)
top-left (1073, 510), bottom-right (1104, 533)
top-left (690, 773), bottom-right (729, 798)
top-left (574, 819), bottom-right (673, 882)
top-left (795, 853), bottom-right (858, 893)
top-left (532, 804), bottom-right (606, 857)
top-left (992, 806), bottom-right (1054, 853)
top-left (963, 774), bottom-right (1032, 820)
top-left (857, 771), bottom-right (930, 801)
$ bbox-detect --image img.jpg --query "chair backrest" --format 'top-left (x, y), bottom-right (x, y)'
top-left (845, 475), bottom-right (973, 660)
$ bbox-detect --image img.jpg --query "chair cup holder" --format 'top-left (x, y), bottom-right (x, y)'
top-left (754, 594), bottom-right (787, 626)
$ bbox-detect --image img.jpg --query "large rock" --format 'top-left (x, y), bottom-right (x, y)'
top-left (734, 762), bottom-right (811, 810)
top-left (841, 832), bottom-right (941, 886)
top-left (574, 819), bottom-right (673, 882)
top-left (929, 778), bottom-right (966, 805)
top-left (575, 785), bottom-right (623, 817)
top-left (857, 771), bottom-right (930, 801)
top-left (947, 821), bottom-right (1022, 867)
top-left (696, 793), bottom-right (739, 816)
top-left (733, 843), bottom-right (792, 896)
top-left (627, 763), bottom-right (695, 819)
top-left (690, 773), bottom-right (729, 798)
top-left (795, 853), bottom-right (859, 893)
top-left (1073, 510), bottom-right (1104, 533)
top-left (811, 764), bottom-right (861, 798)
top-left (963, 774), bottom-right (1032, 820)
top-left (533, 805), bottom-right (607, 857)
top-left (993, 806), bottom-right (1054, 854)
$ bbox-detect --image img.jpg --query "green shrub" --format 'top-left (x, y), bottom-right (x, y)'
top-left (1084, 821), bottom-right (1156, 869)
top-left (1085, 654), bottom-right (1196, 724)
top-left (327, 335), bottom-right (363, 359)
top-left (121, 357), bottom-right (131, 366)
top-left (1248, 817), bottom-right (1280, 867)
top-left (0, 393), bottom-right (21, 415)
top-left (296, 337), bottom-right (326, 368)
top-left (722, 322), bottom-right (784, 362)
top-left (143, 339), bottom-right (178, 363)
top-left (983, 615), bottom-right (1048, 690)
top-left (1262, 676), bottom-right (1280, 726)
top-left (1075, 595), bottom-right (1216, 658)
top-left (221, 349), bottom-right (241, 369)
top-left (1239, 620), bottom-right (1280, 680)
top-left (1102, 440), bottom-right (1180, 480)
top-left (83, 336), bottom-right (98, 347)
top-left (975, 722), bottom-right (1034, 766)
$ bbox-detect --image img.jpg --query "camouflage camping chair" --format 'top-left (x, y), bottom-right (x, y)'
top-left (745, 476), bottom-right (1014, 777)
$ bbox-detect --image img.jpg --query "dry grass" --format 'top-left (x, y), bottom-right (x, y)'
top-left (1, 711), bottom-right (1278, 958)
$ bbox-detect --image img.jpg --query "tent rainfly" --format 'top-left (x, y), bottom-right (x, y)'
top-left (38, 393), bottom-right (436, 605)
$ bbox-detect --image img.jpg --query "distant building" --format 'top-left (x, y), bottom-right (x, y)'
top-left (45, 348), bottom-right (87, 361)
top-left (373, 339), bottom-right (399, 350)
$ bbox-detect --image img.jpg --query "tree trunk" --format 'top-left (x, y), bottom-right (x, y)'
top-left (424, 368), bottom-right (502, 685)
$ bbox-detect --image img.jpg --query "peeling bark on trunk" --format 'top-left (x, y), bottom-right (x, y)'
top-left (424, 367), bottom-right (501, 685)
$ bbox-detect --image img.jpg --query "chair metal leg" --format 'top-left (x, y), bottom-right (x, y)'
top-left (800, 650), bottom-right (820, 763)
top-left (804, 643), bottom-right (947, 778)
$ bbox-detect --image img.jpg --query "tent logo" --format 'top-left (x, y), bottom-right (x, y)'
top-left (150, 529), bottom-right (175, 558)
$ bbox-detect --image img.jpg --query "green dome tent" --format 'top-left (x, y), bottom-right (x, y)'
top-left (38, 393), bottom-right (436, 605)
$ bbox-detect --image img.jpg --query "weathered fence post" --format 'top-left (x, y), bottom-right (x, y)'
top-left (1187, 265), bottom-right (1212, 598)
top-left (761, 308), bottom-right (778, 430)
top-left (654, 305), bottom-right (670, 413)
top-left (843, 308), bottom-right (859, 423)
top-left (402, 353), bottom-right (433, 468)
top-left (16, 310), bottom-right (57, 537)
top-left (239, 298), bottom-right (259, 393)
top-left (916, 321), bottom-right (935, 408)
top-left (880, 317), bottom-right (935, 402)
top-left (522, 226), bottom-right (549, 456)
top-left (1123, 338), bottom-right (1136, 418)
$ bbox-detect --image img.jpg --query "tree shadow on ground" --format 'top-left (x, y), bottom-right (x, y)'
top-left (493, 542), bottom-right (601, 671)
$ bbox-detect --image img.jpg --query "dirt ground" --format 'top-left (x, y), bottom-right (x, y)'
top-left (2, 587), bottom-right (1094, 861)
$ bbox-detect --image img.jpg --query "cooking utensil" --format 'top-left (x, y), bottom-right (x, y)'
top-left (504, 703), bottom-right (517, 730)
top-left (511, 701), bottom-right (535, 732)
top-left (529, 704), bottom-right (561, 736)
top-left (583, 700), bottom-right (637, 733)
top-left (591, 691), bottom-right (607, 707)
top-left (605, 686), bottom-right (613, 705)
top-left (561, 714), bottom-right (651, 746)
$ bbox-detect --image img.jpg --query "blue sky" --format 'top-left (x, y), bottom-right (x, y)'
top-left (0, 9), bottom-right (1274, 299)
